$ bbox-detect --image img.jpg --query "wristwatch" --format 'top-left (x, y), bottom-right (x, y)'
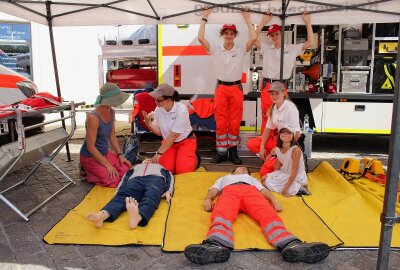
top-left (155, 151), bottom-right (163, 156)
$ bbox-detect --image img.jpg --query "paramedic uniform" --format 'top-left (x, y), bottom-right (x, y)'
top-left (153, 101), bottom-right (197, 174)
top-left (259, 100), bottom-right (301, 177)
top-left (205, 174), bottom-right (299, 250)
top-left (210, 43), bottom-right (247, 153)
top-left (247, 43), bottom-right (304, 155)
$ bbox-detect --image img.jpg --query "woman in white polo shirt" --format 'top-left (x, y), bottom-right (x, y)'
top-left (198, 8), bottom-right (257, 165)
top-left (143, 84), bottom-right (197, 174)
top-left (247, 12), bottom-right (313, 155)
top-left (258, 81), bottom-right (301, 178)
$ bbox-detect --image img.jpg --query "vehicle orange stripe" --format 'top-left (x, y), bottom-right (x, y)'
top-left (0, 74), bottom-right (23, 88)
top-left (163, 46), bottom-right (208, 56)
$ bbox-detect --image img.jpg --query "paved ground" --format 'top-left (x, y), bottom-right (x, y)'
top-left (0, 134), bottom-right (399, 270)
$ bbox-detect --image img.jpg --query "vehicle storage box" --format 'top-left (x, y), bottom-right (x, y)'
top-left (342, 38), bottom-right (368, 66)
top-left (341, 70), bottom-right (369, 93)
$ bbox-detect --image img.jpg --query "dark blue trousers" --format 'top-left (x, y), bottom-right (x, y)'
top-left (102, 175), bottom-right (165, 226)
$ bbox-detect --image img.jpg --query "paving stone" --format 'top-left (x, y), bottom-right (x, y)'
top-left (54, 257), bottom-right (91, 269)
top-left (78, 244), bottom-right (109, 257)
top-left (229, 251), bottom-right (281, 270)
top-left (0, 242), bottom-right (15, 260)
top-left (85, 251), bottom-right (126, 270)
top-left (14, 251), bottom-right (57, 269)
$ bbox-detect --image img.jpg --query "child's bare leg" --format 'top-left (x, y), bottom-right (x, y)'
top-left (126, 197), bottom-right (142, 229)
top-left (87, 210), bottom-right (110, 228)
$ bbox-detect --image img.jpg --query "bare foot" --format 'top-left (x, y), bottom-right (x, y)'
top-left (87, 211), bottom-right (107, 228)
top-left (126, 197), bottom-right (142, 229)
top-left (272, 199), bottom-right (283, 212)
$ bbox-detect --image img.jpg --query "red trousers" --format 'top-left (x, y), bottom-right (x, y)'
top-left (247, 82), bottom-right (288, 155)
top-left (214, 84), bottom-right (244, 152)
top-left (158, 137), bottom-right (197, 174)
top-left (80, 151), bottom-right (130, 188)
top-left (206, 185), bottom-right (297, 249)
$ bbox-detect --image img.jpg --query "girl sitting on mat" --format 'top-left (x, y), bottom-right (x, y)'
top-left (87, 162), bottom-right (174, 229)
top-left (263, 125), bottom-right (307, 197)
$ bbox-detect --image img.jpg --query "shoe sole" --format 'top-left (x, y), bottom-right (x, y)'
top-left (184, 244), bottom-right (230, 265)
top-left (282, 243), bottom-right (330, 264)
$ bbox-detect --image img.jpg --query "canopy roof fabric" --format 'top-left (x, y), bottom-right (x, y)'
top-left (0, 0), bottom-right (399, 26)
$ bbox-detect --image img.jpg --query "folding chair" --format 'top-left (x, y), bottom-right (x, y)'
top-left (0, 102), bottom-right (81, 221)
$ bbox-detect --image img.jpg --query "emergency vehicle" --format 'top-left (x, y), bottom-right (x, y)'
top-left (153, 23), bottom-right (397, 135)
top-left (0, 64), bottom-right (44, 146)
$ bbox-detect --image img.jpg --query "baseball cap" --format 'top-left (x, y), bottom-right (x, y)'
top-left (149, 83), bottom-right (176, 99)
top-left (267, 24), bottom-right (281, 36)
top-left (268, 81), bottom-right (285, 92)
top-left (279, 124), bottom-right (295, 133)
top-left (221, 24), bottom-right (237, 32)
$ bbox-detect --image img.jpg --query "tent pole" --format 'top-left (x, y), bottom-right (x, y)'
top-left (376, 23), bottom-right (400, 270)
top-left (279, 0), bottom-right (286, 81)
top-left (46, 1), bottom-right (72, 162)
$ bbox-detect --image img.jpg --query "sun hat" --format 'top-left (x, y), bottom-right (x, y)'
top-left (267, 24), bottom-right (281, 36)
top-left (221, 24), bottom-right (237, 32)
top-left (94, 83), bottom-right (131, 107)
top-left (268, 81), bottom-right (285, 92)
top-left (149, 83), bottom-right (176, 99)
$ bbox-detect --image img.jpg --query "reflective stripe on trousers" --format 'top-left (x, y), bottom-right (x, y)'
top-left (214, 84), bottom-right (244, 152)
top-left (206, 185), bottom-right (298, 250)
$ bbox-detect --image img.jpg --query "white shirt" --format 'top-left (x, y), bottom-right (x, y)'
top-left (266, 99), bottom-right (301, 132)
top-left (210, 174), bottom-right (265, 191)
top-left (260, 42), bottom-right (304, 80)
top-left (210, 43), bottom-right (247, 82)
top-left (154, 102), bottom-right (192, 142)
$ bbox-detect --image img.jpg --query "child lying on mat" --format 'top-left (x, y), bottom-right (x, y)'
top-left (262, 125), bottom-right (308, 197)
top-left (184, 166), bottom-right (330, 265)
top-left (87, 162), bottom-right (173, 229)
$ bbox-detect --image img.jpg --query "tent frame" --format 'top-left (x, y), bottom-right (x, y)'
top-left (0, 1), bottom-right (399, 269)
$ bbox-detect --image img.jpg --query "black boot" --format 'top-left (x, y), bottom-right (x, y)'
top-left (184, 239), bottom-right (231, 265)
top-left (228, 146), bottom-right (242, 165)
top-left (282, 240), bottom-right (330, 264)
top-left (211, 152), bottom-right (228, 163)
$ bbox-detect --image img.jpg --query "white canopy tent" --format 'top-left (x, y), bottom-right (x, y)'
top-left (0, 1), bottom-right (399, 269)
top-left (0, 0), bottom-right (399, 25)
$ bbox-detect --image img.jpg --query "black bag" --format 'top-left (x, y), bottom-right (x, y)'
top-left (123, 132), bottom-right (139, 163)
top-left (372, 57), bottom-right (396, 94)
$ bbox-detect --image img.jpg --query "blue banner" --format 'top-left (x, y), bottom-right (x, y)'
top-left (0, 23), bottom-right (30, 41)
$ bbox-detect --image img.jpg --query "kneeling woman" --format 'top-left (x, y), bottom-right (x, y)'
top-left (143, 84), bottom-right (197, 174)
top-left (80, 83), bottom-right (131, 187)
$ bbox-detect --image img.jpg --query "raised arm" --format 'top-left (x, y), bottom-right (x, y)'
top-left (255, 13), bottom-right (272, 49)
top-left (198, 8), bottom-right (212, 52)
top-left (242, 10), bottom-right (257, 52)
top-left (301, 12), bottom-right (314, 50)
